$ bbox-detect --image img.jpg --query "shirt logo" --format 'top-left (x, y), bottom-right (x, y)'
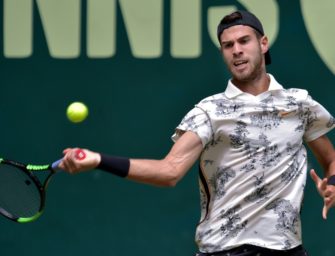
top-left (278, 110), bottom-right (296, 117)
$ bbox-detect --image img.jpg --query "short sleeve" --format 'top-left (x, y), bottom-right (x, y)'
top-left (171, 106), bottom-right (214, 147)
top-left (303, 96), bottom-right (335, 142)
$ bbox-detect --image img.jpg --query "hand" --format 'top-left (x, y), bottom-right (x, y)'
top-left (59, 148), bottom-right (101, 174)
top-left (310, 169), bottom-right (335, 219)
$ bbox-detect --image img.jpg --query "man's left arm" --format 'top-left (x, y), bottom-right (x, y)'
top-left (308, 134), bottom-right (335, 219)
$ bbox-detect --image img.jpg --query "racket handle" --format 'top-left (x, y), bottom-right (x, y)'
top-left (51, 159), bottom-right (63, 171)
top-left (51, 150), bottom-right (86, 171)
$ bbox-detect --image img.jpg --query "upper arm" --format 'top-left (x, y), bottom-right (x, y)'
top-left (165, 130), bottom-right (203, 175)
top-left (307, 135), bottom-right (335, 175)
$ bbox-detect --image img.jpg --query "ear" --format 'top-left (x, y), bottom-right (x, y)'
top-left (260, 36), bottom-right (269, 55)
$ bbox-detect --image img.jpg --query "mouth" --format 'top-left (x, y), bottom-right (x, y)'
top-left (233, 60), bottom-right (248, 67)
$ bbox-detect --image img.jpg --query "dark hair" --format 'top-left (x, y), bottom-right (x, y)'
top-left (221, 11), bottom-right (243, 25)
top-left (217, 10), bottom-right (271, 65)
top-left (219, 12), bottom-right (262, 39)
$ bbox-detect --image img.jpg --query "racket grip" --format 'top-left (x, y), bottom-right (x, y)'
top-left (51, 159), bottom-right (63, 171)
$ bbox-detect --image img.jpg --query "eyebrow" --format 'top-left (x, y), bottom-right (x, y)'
top-left (221, 35), bottom-right (251, 46)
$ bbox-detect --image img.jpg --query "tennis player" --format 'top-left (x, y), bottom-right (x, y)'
top-left (60, 10), bottom-right (335, 256)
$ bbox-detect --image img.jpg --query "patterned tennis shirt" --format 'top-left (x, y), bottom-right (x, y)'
top-left (172, 74), bottom-right (335, 253)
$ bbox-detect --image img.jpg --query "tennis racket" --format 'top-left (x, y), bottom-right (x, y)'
top-left (0, 149), bottom-right (86, 223)
top-left (0, 158), bottom-right (61, 223)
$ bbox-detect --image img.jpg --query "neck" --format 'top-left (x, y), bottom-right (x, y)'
top-left (232, 72), bottom-right (270, 96)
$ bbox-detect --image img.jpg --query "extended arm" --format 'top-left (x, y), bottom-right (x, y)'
top-left (59, 131), bottom-right (203, 187)
top-left (308, 135), bottom-right (335, 219)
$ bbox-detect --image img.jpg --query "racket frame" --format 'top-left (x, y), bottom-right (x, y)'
top-left (0, 158), bottom-right (56, 223)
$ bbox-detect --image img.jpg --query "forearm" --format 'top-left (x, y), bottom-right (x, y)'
top-left (127, 158), bottom-right (183, 187)
top-left (325, 160), bottom-right (335, 177)
top-left (308, 135), bottom-right (335, 177)
top-left (126, 132), bottom-right (202, 187)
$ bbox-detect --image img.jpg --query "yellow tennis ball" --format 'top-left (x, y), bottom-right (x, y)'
top-left (66, 102), bottom-right (89, 123)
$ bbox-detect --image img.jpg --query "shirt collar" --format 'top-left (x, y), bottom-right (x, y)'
top-left (224, 74), bottom-right (283, 99)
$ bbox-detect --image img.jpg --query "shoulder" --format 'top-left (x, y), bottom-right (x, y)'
top-left (269, 74), bottom-right (310, 101)
top-left (281, 88), bottom-right (310, 101)
top-left (279, 88), bottom-right (324, 110)
top-left (196, 92), bottom-right (229, 108)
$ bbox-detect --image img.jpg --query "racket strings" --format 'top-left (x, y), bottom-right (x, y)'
top-left (0, 165), bottom-right (42, 218)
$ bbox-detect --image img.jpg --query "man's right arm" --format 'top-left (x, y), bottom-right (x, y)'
top-left (60, 131), bottom-right (203, 187)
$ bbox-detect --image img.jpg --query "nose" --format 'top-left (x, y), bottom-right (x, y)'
top-left (232, 43), bottom-right (242, 57)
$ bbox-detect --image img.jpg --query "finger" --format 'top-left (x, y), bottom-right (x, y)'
top-left (322, 204), bottom-right (328, 220)
top-left (310, 169), bottom-right (321, 184)
top-left (62, 152), bottom-right (78, 173)
top-left (324, 192), bottom-right (332, 199)
top-left (321, 178), bottom-right (328, 191)
top-left (322, 194), bottom-right (335, 220)
top-left (59, 158), bottom-right (71, 172)
top-left (62, 148), bottom-right (73, 155)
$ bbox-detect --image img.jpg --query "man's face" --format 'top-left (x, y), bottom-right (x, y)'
top-left (219, 25), bottom-right (268, 83)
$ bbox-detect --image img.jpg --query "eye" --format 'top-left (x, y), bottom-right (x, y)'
top-left (222, 42), bottom-right (233, 49)
top-left (239, 37), bottom-right (250, 44)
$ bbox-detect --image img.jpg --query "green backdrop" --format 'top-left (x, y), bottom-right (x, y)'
top-left (1, 1), bottom-right (335, 255)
